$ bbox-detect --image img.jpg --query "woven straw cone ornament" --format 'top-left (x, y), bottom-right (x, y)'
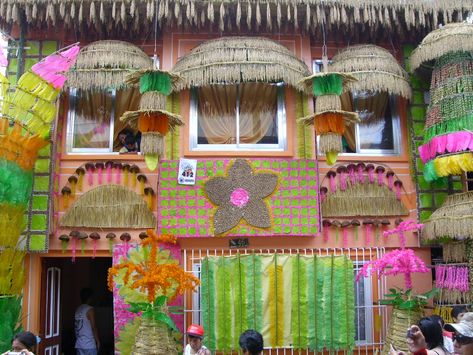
top-left (132, 318), bottom-right (179, 355)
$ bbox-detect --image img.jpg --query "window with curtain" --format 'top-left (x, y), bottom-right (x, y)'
top-left (189, 83), bottom-right (286, 151)
top-left (66, 88), bottom-right (141, 153)
top-left (312, 59), bottom-right (401, 156)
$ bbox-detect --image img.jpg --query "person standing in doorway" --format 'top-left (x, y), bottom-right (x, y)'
top-left (75, 288), bottom-right (100, 355)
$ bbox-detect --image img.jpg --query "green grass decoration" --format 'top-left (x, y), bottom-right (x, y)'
top-left (312, 74), bottom-right (343, 96)
top-left (0, 296), bottom-right (22, 353)
top-left (139, 72), bottom-right (172, 95)
top-left (0, 159), bottom-right (34, 207)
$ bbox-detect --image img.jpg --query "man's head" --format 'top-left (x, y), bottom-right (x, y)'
top-left (187, 324), bottom-right (204, 352)
top-left (239, 330), bottom-right (264, 355)
top-left (124, 135), bottom-right (136, 151)
top-left (445, 312), bottom-right (473, 355)
top-left (118, 129), bottom-right (133, 145)
top-left (80, 287), bottom-right (94, 304)
top-left (13, 331), bottom-right (37, 352)
top-left (452, 306), bottom-right (469, 323)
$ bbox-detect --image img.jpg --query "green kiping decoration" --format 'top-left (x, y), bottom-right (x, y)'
top-left (201, 254), bottom-right (355, 352)
top-left (313, 73), bottom-right (343, 96)
top-left (139, 71), bottom-right (172, 95)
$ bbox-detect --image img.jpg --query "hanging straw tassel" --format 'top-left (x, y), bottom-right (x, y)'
top-left (366, 164), bottom-right (375, 183)
top-left (137, 174), bottom-right (147, 195)
top-left (246, 2), bottom-right (251, 29)
top-left (236, 1), bottom-right (241, 30)
top-left (255, 2), bottom-right (261, 31)
top-left (62, 187), bottom-right (71, 209)
top-left (68, 175), bottom-right (78, 195)
top-left (219, 3), bottom-right (225, 31)
top-left (386, 171), bottom-right (395, 190)
top-left (76, 167), bottom-right (85, 191)
top-left (59, 235), bottom-right (69, 253)
top-left (293, 3), bottom-right (298, 30)
top-left (106, 233), bottom-right (116, 255)
top-left (114, 163), bottom-right (122, 184)
top-left (141, 132), bottom-right (165, 155)
top-left (357, 163), bottom-right (365, 184)
top-left (394, 180), bottom-right (403, 200)
top-left (319, 133), bottom-right (342, 154)
top-left (144, 187), bottom-right (155, 209)
top-left (277, 2), bottom-right (281, 29)
top-left (347, 164), bottom-right (357, 186)
top-left (327, 171), bottom-right (336, 192)
top-left (266, 3), bottom-right (271, 31)
top-left (375, 166), bottom-right (385, 186)
top-left (122, 164), bottom-right (130, 186)
top-left (130, 165), bottom-right (140, 188)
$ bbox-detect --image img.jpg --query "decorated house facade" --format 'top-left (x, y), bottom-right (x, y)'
top-left (0, 1), bottom-right (472, 354)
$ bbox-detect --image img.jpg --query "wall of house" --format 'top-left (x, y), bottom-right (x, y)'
top-left (18, 29), bottom-right (433, 348)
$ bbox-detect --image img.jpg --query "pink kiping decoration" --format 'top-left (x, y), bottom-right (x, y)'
top-left (97, 166), bottom-right (103, 184)
top-left (106, 164), bottom-right (112, 183)
top-left (329, 174), bottom-right (336, 193)
top-left (230, 188), bottom-right (250, 208)
top-left (86, 167), bottom-right (94, 186)
top-left (339, 171), bottom-right (347, 191)
top-left (348, 165), bottom-right (356, 185)
top-left (377, 170), bottom-right (384, 186)
top-left (383, 219), bottom-right (424, 249)
top-left (356, 248), bottom-right (429, 289)
top-left (323, 227), bottom-right (329, 243)
top-left (395, 183), bottom-right (402, 200)
top-left (115, 169), bottom-right (121, 184)
top-left (32, 45), bottom-right (80, 89)
top-left (367, 167), bottom-right (375, 183)
top-left (357, 165), bottom-right (365, 184)
top-left (387, 174), bottom-right (394, 190)
top-left (419, 131), bottom-right (473, 163)
top-left (435, 265), bottom-right (469, 292)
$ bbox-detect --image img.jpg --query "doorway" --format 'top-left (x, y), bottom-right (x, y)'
top-left (40, 257), bottom-right (114, 355)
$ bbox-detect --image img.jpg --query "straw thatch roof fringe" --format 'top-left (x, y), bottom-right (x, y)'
top-left (141, 132), bottom-right (165, 155)
top-left (315, 94), bottom-right (342, 112)
top-left (67, 40), bottom-right (153, 90)
top-left (59, 184), bottom-right (156, 228)
top-left (329, 44), bottom-right (412, 99)
top-left (121, 109), bottom-right (184, 129)
top-left (409, 23), bottom-right (473, 72)
top-left (422, 191), bottom-right (473, 241)
top-left (172, 37), bottom-right (310, 90)
top-left (0, 0), bottom-right (471, 36)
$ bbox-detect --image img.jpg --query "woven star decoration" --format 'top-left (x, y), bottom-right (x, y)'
top-left (204, 159), bottom-right (279, 235)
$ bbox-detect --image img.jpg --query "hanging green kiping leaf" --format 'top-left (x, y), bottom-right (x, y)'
top-left (312, 73), bottom-right (343, 96)
top-left (139, 72), bottom-right (172, 95)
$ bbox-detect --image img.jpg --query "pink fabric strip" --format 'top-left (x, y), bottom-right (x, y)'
top-left (419, 131), bottom-right (473, 163)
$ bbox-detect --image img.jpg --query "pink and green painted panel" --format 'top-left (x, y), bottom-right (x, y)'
top-left (157, 159), bottom-right (320, 237)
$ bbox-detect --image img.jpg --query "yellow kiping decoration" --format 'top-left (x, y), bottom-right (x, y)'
top-left (434, 153), bottom-right (473, 177)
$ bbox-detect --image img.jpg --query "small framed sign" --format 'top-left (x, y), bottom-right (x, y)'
top-left (229, 238), bottom-right (249, 249)
top-left (178, 158), bottom-right (197, 185)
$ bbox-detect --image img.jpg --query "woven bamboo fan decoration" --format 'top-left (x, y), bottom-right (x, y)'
top-left (67, 40), bottom-right (153, 90)
top-left (299, 70), bottom-right (359, 165)
top-left (172, 37), bottom-right (310, 91)
top-left (411, 23), bottom-right (473, 182)
top-left (329, 44), bottom-right (412, 100)
top-left (422, 191), bottom-right (473, 241)
top-left (121, 70), bottom-right (184, 170)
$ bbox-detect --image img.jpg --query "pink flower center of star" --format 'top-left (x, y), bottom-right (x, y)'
top-left (230, 188), bottom-right (250, 208)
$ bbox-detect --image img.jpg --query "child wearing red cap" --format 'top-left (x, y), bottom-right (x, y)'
top-left (184, 324), bottom-right (211, 355)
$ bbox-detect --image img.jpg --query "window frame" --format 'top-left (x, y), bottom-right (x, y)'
top-left (188, 83), bottom-right (288, 152)
top-left (312, 59), bottom-right (402, 157)
top-left (66, 88), bottom-right (116, 154)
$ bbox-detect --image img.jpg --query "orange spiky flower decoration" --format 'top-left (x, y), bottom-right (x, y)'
top-left (108, 230), bottom-right (199, 304)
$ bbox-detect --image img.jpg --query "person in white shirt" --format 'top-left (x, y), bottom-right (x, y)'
top-left (184, 324), bottom-right (211, 355)
top-left (75, 288), bottom-right (100, 355)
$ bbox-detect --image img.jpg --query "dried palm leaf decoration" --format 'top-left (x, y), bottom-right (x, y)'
top-left (411, 23), bottom-right (473, 182)
top-left (121, 70), bottom-right (184, 170)
top-left (172, 36), bottom-right (310, 91)
top-left (298, 58), bottom-right (359, 165)
top-left (422, 191), bottom-right (473, 242)
top-left (67, 40), bottom-right (153, 90)
top-left (60, 184), bottom-right (156, 229)
top-left (329, 44), bottom-right (412, 100)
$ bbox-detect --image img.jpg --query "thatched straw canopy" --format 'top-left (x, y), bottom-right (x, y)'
top-left (421, 191), bottom-right (473, 242)
top-left (67, 40), bottom-right (153, 91)
top-left (410, 22), bottom-right (473, 72)
top-left (0, 1), bottom-right (471, 41)
top-left (172, 37), bottom-right (310, 91)
top-left (329, 45), bottom-right (412, 100)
